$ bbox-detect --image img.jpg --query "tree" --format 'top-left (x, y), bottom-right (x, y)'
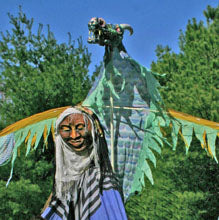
top-left (0, 7), bottom-right (92, 125)
top-left (0, 148), bottom-right (54, 219)
top-left (0, 7), bottom-right (92, 219)
top-left (126, 5), bottom-right (219, 219)
top-left (151, 5), bottom-right (219, 122)
top-left (126, 141), bottom-right (219, 219)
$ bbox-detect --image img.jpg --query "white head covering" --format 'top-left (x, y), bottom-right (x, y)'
top-left (54, 107), bottom-right (99, 200)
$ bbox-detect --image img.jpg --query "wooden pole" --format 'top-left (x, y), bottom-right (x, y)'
top-left (110, 72), bottom-right (115, 172)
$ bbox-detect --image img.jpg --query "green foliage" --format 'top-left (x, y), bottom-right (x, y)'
top-left (126, 5), bottom-right (219, 220)
top-left (126, 143), bottom-right (219, 219)
top-left (151, 5), bottom-right (219, 122)
top-left (0, 7), bottom-right (92, 125)
top-left (0, 146), bottom-right (53, 219)
top-left (0, 179), bottom-right (45, 219)
top-left (0, 7), bottom-right (92, 218)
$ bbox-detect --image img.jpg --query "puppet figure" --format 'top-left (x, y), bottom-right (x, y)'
top-left (0, 17), bottom-right (218, 220)
top-left (41, 107), bottom-right (127, 220)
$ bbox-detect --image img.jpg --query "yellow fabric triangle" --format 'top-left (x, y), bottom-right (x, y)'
top-left (0, 106), bottom-right (70, 137)
top-left (168, 109), bottom-right (219, 130)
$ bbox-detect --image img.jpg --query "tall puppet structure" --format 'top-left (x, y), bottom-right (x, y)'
top-left (0, 17), bottom-right (218, 219)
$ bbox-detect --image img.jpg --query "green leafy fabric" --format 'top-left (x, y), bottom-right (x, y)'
top-left (5, 118), bottom-right (56, 185)
top-left (83, 47), bottom-right (218, 201)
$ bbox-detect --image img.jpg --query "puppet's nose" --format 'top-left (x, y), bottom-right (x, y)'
top-left (70, 128), bottom-right (80, 139)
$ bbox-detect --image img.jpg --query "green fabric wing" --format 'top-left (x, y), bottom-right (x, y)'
top-left (83, 47), bottom-right (218, 201)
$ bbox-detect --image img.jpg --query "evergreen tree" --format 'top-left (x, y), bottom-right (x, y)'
top-left (0, 147), bottom-right (54, 219)
top-left (151, 5), bottom-right (219, 122)
top-left (0, 7), bottom-right (91, 125)
top-left (126, 5), bottom-right (219, 220)
top-left (0, 7), bottom-right (92, 219)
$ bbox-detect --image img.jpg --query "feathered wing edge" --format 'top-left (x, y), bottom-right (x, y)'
top-left (0, 106), bottom-right (70, 184)
top-left (168, 109), bottom-right (219, 159)
top-left (129, 66), bottom-right (219, 197)
top-left (130, 106), bottom-right (219, 196)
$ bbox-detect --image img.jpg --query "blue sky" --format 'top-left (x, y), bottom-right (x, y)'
top-left (0, 0), bottom-right (218, 75)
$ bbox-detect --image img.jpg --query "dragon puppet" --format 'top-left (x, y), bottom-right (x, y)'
top-left (0, 17), bottom-right (218, 219)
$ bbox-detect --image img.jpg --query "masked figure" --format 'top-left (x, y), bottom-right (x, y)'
top-left (0, 17), bottom-right (218, 220)
top-left (41, 107), bottom-right (127, 220)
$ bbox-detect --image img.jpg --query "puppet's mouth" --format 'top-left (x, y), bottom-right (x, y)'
top-left (87, 29), bottom-right (102, 44)
top-left (68, 139), bottom-right (83, 147)
top-left (87, 17), bottom-right (106, 46)
top-left (68, 140), bottom-right (87, 151)
top-left (65, 133), bottom-right (92, 152)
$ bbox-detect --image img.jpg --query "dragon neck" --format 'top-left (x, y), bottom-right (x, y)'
top-left (104, 43), bottom-right (127, 65)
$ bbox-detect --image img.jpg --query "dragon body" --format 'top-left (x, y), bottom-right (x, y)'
top-left (84, 17), bottom-right (219, 200)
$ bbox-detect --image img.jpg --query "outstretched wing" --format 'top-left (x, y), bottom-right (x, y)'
top-left (0, 106), bottom-right (69, 183)
top-left (168, 109), bottom-right (219, 157)
top-left (130, 108), bottom-right (219, 197)
top-left (83, 48), bottom-right (219, 201)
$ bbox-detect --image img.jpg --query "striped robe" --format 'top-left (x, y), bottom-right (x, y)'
top-left (41, 164), bottom-right (127, 220)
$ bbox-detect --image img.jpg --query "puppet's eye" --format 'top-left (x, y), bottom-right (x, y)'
top-left (60, 126), bottom-right (71, 132)
top-left (76, 124), bottom-right (85, 131)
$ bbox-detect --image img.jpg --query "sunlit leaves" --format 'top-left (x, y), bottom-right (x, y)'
top-left (0, 7), bottom-right (92, 125)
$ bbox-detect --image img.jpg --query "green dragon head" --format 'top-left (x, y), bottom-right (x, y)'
top-left (87, 17), bottom-right (133, 47)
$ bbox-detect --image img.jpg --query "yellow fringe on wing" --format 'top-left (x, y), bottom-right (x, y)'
top-left (51, 123), bottom-right (55, 141)
top-left (25, 131), bottom-right (31, 144)
top-left (43, 125), bottom-right (48, 149)
top-left (31, 134), bottom-right (37, 147)
top-left (168, 109), bottom-right (219, 130)
top-left (208, 143), bottom-right (214, 158)
top-left (178, 129), bottom-right (189, 148)
top-left (201, 131), bottom-right (207, 150)
top-left (0, 106), bottom-right (70, 137)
